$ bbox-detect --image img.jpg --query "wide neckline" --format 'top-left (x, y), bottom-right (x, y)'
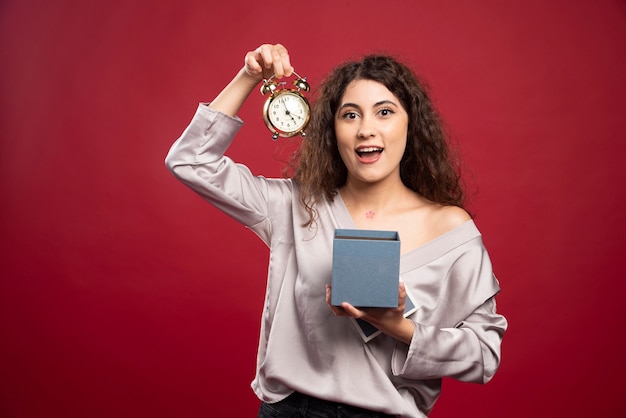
top-left (328, 192), bottom-right (481, 272)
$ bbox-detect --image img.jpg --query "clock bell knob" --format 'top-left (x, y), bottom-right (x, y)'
top-left (293, 77), bottom-right (310, 93)
top-left (260, 81), bottom-right (277, 95)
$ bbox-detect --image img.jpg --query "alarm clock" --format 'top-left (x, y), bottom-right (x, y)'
top-left (260, 72), bottom-right (311, 140)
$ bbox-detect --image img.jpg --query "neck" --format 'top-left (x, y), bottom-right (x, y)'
top-left (340, 178), bottom-right (411, 212)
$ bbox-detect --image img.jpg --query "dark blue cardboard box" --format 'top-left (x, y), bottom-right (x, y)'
top-left (331, 229), bottom-right (401, 308)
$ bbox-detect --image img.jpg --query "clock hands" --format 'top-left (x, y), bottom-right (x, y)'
top-left (288, 110), bottom-right (304, 121)
top-left (282, 98), bottom-right (305, 120)
top-left (281, 98), bottom-right (301, 126)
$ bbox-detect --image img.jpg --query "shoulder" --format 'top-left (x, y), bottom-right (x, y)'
top-left (429, 204), bottom-right (472, 236)
top-left (438, 205), bottom-right (472, 225)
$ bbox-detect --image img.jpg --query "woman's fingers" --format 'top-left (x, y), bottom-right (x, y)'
top-left (245, 43), bottom-right (293, 80)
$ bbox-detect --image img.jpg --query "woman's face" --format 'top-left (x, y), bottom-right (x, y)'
top-left (334, 79), bottom-right (409, 187)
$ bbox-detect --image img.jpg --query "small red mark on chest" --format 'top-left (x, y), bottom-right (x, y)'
top-left (365, 210), bottom-right (375, 219)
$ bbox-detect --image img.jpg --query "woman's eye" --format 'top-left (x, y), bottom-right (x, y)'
top-left (342, 111), bottom-right (358, 119)
top-left (379, 108), bottom-right (394, 117)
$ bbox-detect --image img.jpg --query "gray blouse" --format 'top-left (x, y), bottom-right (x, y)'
top-left (165, 104), bottom-right (507, 418)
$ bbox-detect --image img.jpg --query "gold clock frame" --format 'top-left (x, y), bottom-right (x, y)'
top-left (261, 72), bottom-right (311, 140)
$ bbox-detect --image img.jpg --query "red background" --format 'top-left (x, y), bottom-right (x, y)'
top-left (1, 0), bottom-right (625, 416)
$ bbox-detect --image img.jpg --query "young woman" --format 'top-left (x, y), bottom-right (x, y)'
top-left (166, 43), bottom-right (507, 418)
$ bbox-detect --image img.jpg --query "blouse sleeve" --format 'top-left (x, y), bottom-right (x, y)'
top-left (391, 238), bottom-right (507, 384)
top-left (165, 104), bottom-right (281, 244)
top-left (392, 297), bottom-right (506, 383)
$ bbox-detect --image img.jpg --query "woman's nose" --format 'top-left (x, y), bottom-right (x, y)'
top-left (357, 117), bottom-right (376, 138)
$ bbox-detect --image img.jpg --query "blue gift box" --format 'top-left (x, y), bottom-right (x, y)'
top-left (331, 229), bottom-right (401, 308)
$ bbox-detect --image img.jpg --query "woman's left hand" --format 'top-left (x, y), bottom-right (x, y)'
top-left (326, 282), bottom-right (415, 344)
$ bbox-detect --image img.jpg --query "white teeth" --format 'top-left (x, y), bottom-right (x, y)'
top-left (357, 147), bottom-right (383, 153)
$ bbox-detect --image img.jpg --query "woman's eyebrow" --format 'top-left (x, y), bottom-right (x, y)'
top-left (373, 99), bottom-right (399, 107)
top-left (337, 102), bottom-right (360, 111)
top-left (337, 99), bottom-right (398, 111)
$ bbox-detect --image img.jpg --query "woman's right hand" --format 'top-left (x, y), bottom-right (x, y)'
top-left (243, 43), bottom-right (294, 83)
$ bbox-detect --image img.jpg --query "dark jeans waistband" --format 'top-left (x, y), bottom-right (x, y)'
top-left (258, 391), bottom-right (396, 417)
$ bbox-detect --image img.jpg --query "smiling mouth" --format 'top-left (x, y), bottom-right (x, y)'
top-left (356, 146), bottom-right (384, 157)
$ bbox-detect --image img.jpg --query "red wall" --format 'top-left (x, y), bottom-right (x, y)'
top-left (1, 1), bottom-right (625, 416)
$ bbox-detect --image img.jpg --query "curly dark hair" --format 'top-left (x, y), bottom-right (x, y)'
top-left (287, 54), bottom-right (465, 226)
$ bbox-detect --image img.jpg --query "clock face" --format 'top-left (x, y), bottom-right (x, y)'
top-left (264, 91), bottom-right (310, 137)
